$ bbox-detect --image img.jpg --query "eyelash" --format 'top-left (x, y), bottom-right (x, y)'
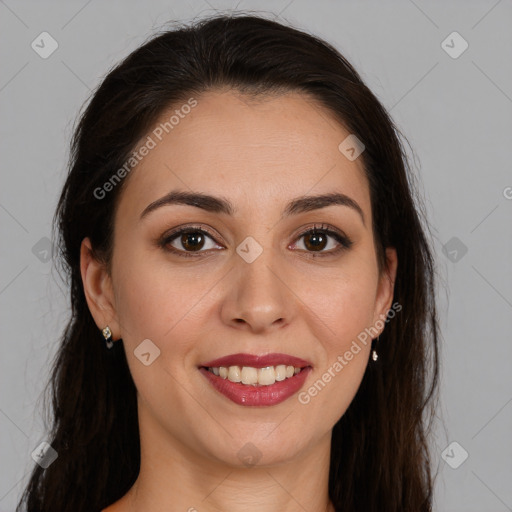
top-left (159, 223), bottom-right (353, 259)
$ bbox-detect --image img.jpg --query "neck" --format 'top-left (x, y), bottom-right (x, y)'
top-left (116, 411), bottom-right (335, 512)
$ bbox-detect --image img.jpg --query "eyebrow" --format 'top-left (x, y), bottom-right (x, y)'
top-left (139, 190), bottom-right (365, 226)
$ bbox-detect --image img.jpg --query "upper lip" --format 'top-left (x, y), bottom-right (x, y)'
top-left (200, 352), bottom-right (312, 369)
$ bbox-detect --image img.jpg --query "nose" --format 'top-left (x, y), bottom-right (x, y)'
top-left (220, 248), bottom-right (297, 334)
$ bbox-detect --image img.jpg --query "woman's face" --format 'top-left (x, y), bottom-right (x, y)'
top-left (82, 89), bottom-right (397, 467)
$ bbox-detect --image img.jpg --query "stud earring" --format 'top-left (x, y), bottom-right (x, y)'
top-left (102, 326), bottom-right (114, 349)
top-left (372, 335), bottom-right (380, 362)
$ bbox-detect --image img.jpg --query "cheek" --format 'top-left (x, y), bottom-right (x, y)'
top-left (298, 280), bottom-right (375, 420)
top-left (111, 254), bottom-right (205, 406)
top-left (300, 265), bottom-right (378, 347)
top-left (294, 265), bottom-right (377, 416)
top-left (112, 250), bottom-right (222, 364)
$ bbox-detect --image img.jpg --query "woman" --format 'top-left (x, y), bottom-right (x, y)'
top-left (17, 13), bottom-right (440, 512)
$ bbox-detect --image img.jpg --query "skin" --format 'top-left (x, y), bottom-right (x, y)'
top-left (81, 89), bottom-right (397, 512)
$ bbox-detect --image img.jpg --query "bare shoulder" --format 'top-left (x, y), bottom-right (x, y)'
top-left (101, 499), bottom-right (122, 512)
top-left (101, 487), bottom-right (132, 511)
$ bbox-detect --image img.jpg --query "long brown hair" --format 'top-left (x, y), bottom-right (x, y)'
top-left (17, 13), bottom-right (440, 511)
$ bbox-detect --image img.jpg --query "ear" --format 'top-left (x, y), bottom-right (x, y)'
top-left (372, 247), bottom-right (398, 334)
top-left (80, 237), bottom-right (120, 339)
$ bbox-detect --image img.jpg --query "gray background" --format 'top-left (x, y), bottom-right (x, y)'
top-left (1, 1), bottom-right (511, 511)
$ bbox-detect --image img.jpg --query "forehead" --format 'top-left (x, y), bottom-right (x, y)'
top-left (116, 89), bottom-right (370, 221)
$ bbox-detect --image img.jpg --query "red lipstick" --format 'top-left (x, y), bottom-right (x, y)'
top-left (201, 352), bottom-right (311, 368)
top-left (199, 352), bottom-right (312, 407)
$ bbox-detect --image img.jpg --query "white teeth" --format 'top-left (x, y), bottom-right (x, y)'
top-left (207, 365), bottom-right (305, 386)
top-left (228, 366), bottom-right (241, 382)
top-left (241, 366), bottom-right (258, 385)
top-left (275, 365), bottom-right (287, 381)
top-left (258, 367), bottom-right (276, 385)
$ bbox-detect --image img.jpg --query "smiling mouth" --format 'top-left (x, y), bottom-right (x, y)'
top-left (200, 364), bottom-right (310, 387)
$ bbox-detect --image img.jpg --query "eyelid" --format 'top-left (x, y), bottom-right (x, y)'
top-left (162, 223), bottom-right (220, 242)
top-left (294, 223), bottom-right (349, 242)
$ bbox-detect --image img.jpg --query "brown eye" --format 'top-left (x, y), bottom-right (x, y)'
top-left (303, 231), bottom-right (329, 251)
top-left (161, 226), bottom-right (222, 257)
top-left (177, 231), bottom-right (206, 252)
top-left (293, 225), bottom-right (353, 257)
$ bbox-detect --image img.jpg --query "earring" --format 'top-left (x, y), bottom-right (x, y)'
top-left (102, 326), bottom-right (114, 349)
top-left (372, 335), bottom-right (380, 362)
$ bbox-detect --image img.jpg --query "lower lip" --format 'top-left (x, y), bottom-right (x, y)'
top-left (199, 366), bottom-right (312, 406)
